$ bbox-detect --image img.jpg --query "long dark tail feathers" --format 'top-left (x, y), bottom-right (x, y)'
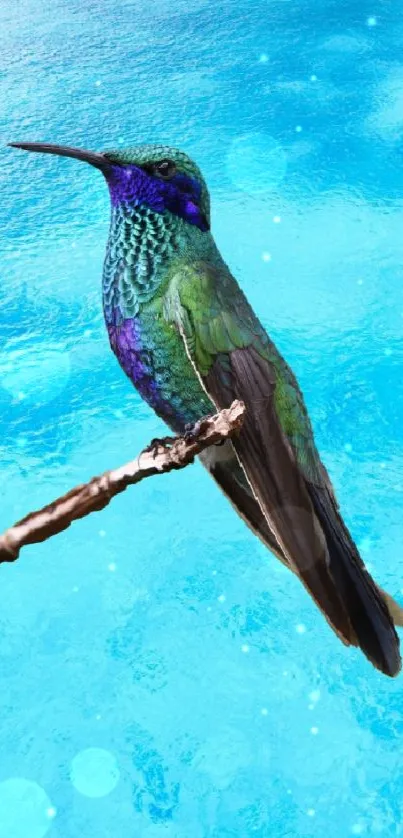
top-left (307, 483), bottom-right (402, 678)
top-left (198, 357), bottom-right (402, 678)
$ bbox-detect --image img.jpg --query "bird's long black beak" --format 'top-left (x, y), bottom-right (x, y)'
top-left (8, 142), bottom-right (114, 173)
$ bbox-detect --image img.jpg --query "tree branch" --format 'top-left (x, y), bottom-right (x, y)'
top-left (0, 400), bottom-right (245, 565)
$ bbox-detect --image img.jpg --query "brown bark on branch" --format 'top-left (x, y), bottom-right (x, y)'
top-left (0, 400), bottom-right (245, 565)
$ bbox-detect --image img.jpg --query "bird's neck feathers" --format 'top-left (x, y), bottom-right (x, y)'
top-left (102, 191), bottom-right (216, 324)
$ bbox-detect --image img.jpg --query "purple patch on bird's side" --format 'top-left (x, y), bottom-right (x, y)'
top-left (107, 315), bottom-right (185, 428)
top-left (107, 316), bottom-right (155, 399)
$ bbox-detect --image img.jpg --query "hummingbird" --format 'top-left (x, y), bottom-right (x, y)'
top-left (9, 140), bottom-right (403, 676)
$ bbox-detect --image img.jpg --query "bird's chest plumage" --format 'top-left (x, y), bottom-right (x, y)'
top-left (102, 203), bottom-right (213, 431)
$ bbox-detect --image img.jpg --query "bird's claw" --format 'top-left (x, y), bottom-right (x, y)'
top-left (183, 422), bottom-right (199, 445)
top-left (183, 418), bottom-right (213, 444)
top-left (143, 435), bottom-right (176, 458)
top-left (183, 415), bottom-right (223, 445)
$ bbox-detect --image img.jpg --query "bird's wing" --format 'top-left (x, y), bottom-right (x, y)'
top-left (164, 261), bottom-right (401, 676)
top-left (198, 443), bottom-right (290, 567)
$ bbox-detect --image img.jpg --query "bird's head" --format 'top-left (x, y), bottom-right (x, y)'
top-left (8, 141), bottom-right (211, 233)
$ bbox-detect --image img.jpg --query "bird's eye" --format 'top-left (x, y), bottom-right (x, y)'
top-left (153, 159), bottom-right (177, 179)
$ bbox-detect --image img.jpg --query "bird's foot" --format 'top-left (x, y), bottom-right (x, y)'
top-left (183, 420), bottom-right (206, 445)
top-left (143, 435), bottom-right (176, 458)
top-left (183, 415), bottom-right (226, 446)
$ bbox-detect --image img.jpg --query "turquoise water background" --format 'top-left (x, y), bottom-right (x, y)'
top-left (1, 0), bottom-right (403, 835)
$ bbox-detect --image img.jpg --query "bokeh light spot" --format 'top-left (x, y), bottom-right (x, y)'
top-left (70, 748), bottom-right (120, 798)
top-left (0, 778), bottom-right (54, 838)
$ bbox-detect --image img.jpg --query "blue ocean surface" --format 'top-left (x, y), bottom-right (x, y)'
top-left (1, 0), bottom-right (403, 835)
